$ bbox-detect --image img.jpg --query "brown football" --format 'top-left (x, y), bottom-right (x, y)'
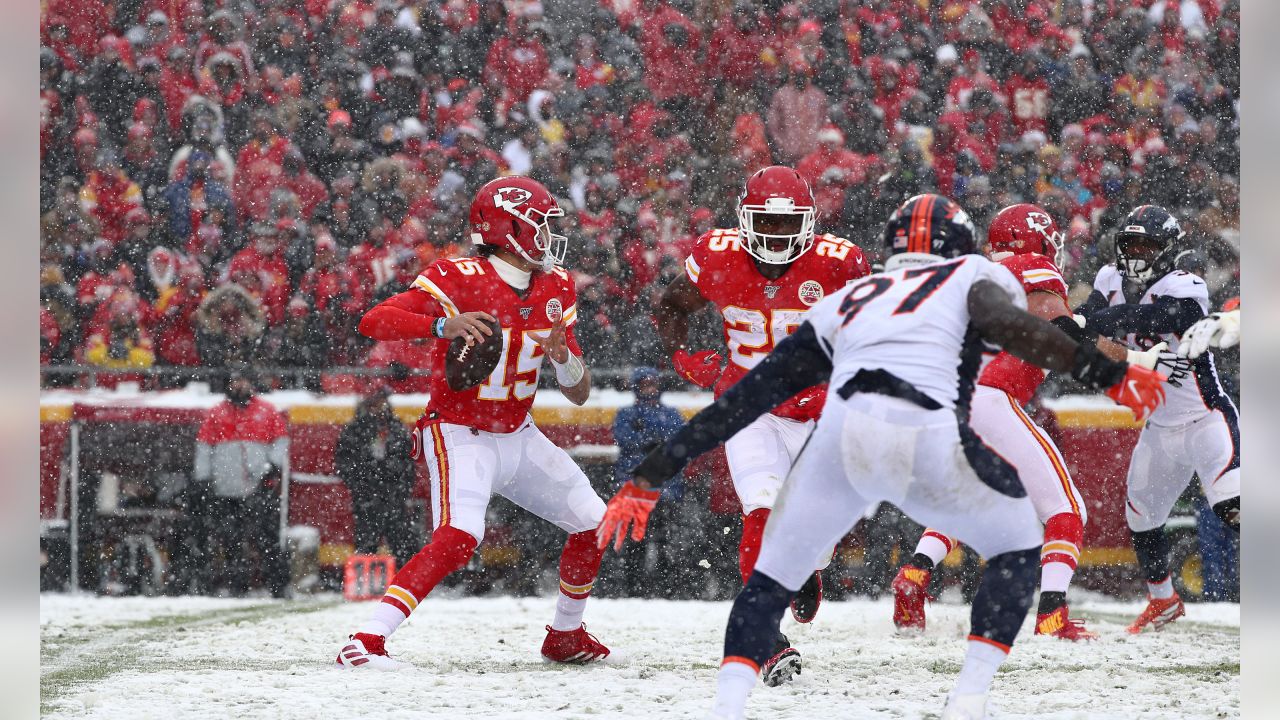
top-left (444, 318), bottom-right (504, 391)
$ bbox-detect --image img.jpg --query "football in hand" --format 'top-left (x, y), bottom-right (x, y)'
top-left (444, 318), bottom-right (503, 391)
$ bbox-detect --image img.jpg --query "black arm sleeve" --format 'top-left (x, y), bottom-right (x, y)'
top-left (631, 322), bottom-right (833, 486)
top-left (1074, 289), bottom-right (1111, 317)
top-left (1083, 296), bottom-right (1205, 337)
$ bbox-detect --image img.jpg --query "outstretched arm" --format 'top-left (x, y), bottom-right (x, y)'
top-left (630, 322), bottom-right (833, 487)
top-left (1081, 296), bottom-right (1206, 338)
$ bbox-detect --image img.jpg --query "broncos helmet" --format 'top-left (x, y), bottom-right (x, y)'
top-left (882, 193), bottom-right (977, 270)
top-left (1114, 204), bottom-right (1185, 283)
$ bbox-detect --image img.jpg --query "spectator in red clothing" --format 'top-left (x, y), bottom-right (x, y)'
top-left (1114, 54), bottom-right (1169, 111)
top-left (81, 290), bottom-right (156, 386)
top-left (931, 111), bottom-right (994, 197)
top-left (869, 58), bottom-right (914, 131)
top-left (300, 234), bottom-right (352, 313)
top-left (228, 223), bottom-right (292, 325)
top-left (234, 110), bottom-right (292, 222)
top-left (40, 305), bottom-right (62, 365)
top-left (709, 4), bottom-right (775, 106)
top-left (766, 62), bottom-right (830, 164)
top-left (945, 49), bottom-right (1000, 113)
top-left (43, 0), bottom-right (111, 59)
top-left (271, 146), bottom-right (329, 222)
top-left (797, 126), bottom-right (872, 225)
top-left (158, 46), bottom-right (198, 134)
top-left (573, 35), bottom-right (615, 91)
top-left (79, 150), bottom-right (143, 245)
top-left (1006, 53), bottom-right (1051, 137)
top-left (638, 0), bottom-right (706, 124)
top-left (151, 262), bottom-right (206, 367)
top-left (484, 13), bottom-right (549, 120)
top-left (194, 10), bottom-right (258, 92)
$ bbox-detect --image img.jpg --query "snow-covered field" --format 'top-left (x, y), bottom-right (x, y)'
top-left (40, 593), bottom-right (1238, 719)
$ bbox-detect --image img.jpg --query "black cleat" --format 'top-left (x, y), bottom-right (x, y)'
top-left (790, 571), bottom-right (823, 624)
top-left (761, 632), bottom-right (802, 687)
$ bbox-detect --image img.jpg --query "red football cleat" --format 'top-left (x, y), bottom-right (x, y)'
top-left (335, 632), bottom-right (413, 670)
top-left (891, 565), bottom-right (931, 633)
top-left (1127, 593), bottom-right (1185, 634)
top-left (1035, 605), bottom-right (1098, 641)
top-left (790, 570), bottom-right (823, 624)
top-left (541, 624), bottom-right (610, 663)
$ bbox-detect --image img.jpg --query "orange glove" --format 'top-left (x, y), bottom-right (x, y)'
top-left (1105, 365), bottom-right (1167, 422)
top-left (672, 349), bottom-right (724, 388)
top-left (596, 481), bottom-right (662, 551)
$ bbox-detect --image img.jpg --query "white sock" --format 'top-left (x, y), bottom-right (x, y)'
top-left (915, 534), bottom-right (951, 566)
top-left (1039, 562), bottom-right (1075, 595)
top-left (1148, 575), bottom-right (1174, 600)
top-left (358, 602), bottom-right (409, 638)
top-left (551, 593), bottom-right (588, 631)
top-left (953, 640), bottom-right (1008, 696)
top-left (711, 661), bottom-right (758, 719)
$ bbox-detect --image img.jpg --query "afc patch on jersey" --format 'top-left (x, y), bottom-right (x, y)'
top-left (546, 298), bottom-right (564, 322)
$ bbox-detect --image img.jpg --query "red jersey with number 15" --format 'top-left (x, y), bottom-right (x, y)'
top-left (978, 253), bottom-right (1069, 406)
top-left (411, 256), bottom-right (581, 433)
top-left (685, 227), bottom-right (871, 420)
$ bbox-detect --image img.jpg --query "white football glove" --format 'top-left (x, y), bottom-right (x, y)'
top-left (1178, 309), bottom-right (1240, 359)
top-left (1128, 341), bottom-right (1192, 387)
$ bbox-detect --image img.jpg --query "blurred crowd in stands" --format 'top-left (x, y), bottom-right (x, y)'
top-left (40, 0), bottom-right (1241, 391)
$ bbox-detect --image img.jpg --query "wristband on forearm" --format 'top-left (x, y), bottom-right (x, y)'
top-left (1051, 314), bottom-right (1097, 346)
top-left (551, 352), bottom-right (585, 386)
top-left (1070, 342), bottom-right (1127, 388)
top-left (430, 317), bottom-right (447, 338)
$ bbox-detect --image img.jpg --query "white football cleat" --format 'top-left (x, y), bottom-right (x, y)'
top-left (335, 633), bottom-right (413, 670)
top-left (941, 692), bottom-right (989, 720)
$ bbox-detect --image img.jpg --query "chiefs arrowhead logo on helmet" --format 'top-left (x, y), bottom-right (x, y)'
top-left (493, 186), bottom-right (533, 212)
top-left (987, 203), bottom-right (1066, 269)
top-left (1025, 211), bottom-right (1054, 235)
top-left (469, 176), bottom-right (567, 269)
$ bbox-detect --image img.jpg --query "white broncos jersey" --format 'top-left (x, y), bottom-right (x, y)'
top-left (1092, 264), bottom-right (1230, 425)
top-left (805, 255), bottom-right (1025, 412)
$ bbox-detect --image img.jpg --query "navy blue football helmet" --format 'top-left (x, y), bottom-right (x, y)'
top-left (882, 194), bottom-right (977, 268)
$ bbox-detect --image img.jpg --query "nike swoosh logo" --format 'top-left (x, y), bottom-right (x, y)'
top-left (439, 267), bottom-right (447, 275)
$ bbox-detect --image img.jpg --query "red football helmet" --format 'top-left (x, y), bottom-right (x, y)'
top-left (987, 203), bottom-right (1065, 269)
top-left (469, 176), bottom-right (567, 269)
top-left (737, 166), bottom-right (817, 264)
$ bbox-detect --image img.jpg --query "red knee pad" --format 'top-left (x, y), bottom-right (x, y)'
top-left (1041, 513), bottom-right (1084, 569)
top-left (738, 508), bottom-right (770, 585)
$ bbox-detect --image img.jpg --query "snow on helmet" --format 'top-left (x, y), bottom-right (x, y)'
top-left (987, 203), bottom-right (1066, 269)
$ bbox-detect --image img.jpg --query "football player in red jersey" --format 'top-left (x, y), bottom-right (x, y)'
top-left (648, 166), bottom-right (870, 684)
top-left (335, 176), bottom-right (612, 670)
top-left (890, 203), bottom-right (1169, 641)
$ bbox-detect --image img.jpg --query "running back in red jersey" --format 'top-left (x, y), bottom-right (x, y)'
top-left (977, 252), bottom-right (1069, 406)
top-left (684, 227), bottom-right (870, 420)
top-left (412, 255), bottom-right (580, 433)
